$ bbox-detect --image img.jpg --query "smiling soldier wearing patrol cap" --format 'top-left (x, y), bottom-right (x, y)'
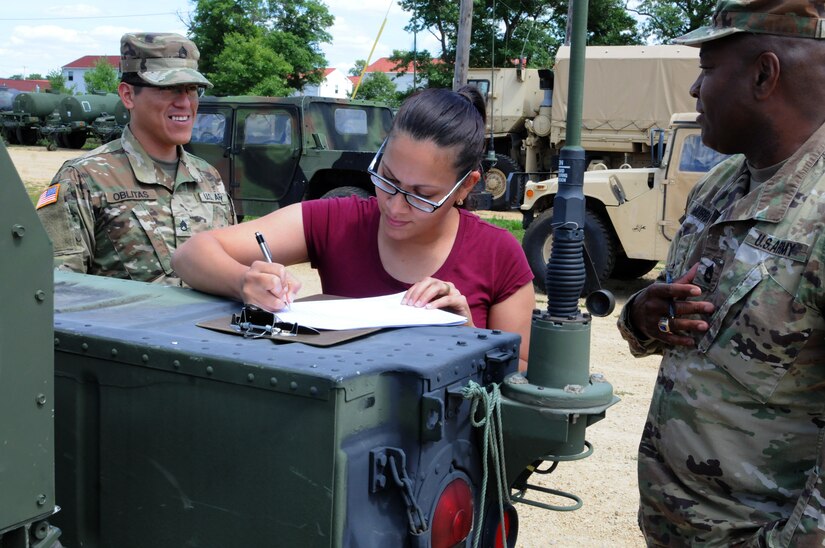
top-left (36, 32), bottom-right (234, 284)
top-left (616, 0), bottom-right (825, 545)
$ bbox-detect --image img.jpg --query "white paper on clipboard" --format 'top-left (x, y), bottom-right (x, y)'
top-left (273, 292), bottom-right (467, 330)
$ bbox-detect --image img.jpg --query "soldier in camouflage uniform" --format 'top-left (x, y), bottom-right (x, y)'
top-left (617, 1), bottom-right (825, 545)
top-left (36, 33), bottom-right (234, 284)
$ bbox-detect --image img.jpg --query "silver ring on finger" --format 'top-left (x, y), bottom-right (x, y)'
top-left (657, 316), bottom-right (672, 334)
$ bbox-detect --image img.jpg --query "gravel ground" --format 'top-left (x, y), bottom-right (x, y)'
top-left (9, 144), bottom-right (657, 547)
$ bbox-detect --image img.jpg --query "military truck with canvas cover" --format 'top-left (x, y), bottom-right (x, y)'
top-left (1, 135), bottom-right (617, 547)
top-left (519, 113), bottom-right (730, 292)
top-left (185, 95), bottom-right (394, 219)
top-left (467, 45), bottom-right (699, 208)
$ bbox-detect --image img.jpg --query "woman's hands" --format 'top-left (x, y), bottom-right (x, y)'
top-left (240, 260), bottom-right (302, 312)
top-left (402, 277), bottom-right (474, 326)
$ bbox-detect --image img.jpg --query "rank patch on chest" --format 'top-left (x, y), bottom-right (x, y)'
top-left (744, 229), bottom-right (808, 262)
top-left (106, 189), bottom-right (158, 203)
top-left (687, 202), bottom-right (714, 224)
top-left (199, 192), bottom-right (226, 203)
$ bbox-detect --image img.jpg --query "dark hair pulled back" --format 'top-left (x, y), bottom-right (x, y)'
top-left (390, 85), bottom-right (486, 175)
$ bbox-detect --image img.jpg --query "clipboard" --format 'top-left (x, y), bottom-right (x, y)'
top-left (196, 295), bottom-right (383, 347)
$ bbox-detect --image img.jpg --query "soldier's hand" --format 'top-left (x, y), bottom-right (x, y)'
top-left (403, 277), bottom-right (474, 327)
top-left (242, 260), bottom-right (302, 312)
top-left (630, 263), bottom-right (714, 346)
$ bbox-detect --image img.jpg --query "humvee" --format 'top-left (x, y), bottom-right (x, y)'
top-left (517, 113), bottom-right (730, 292)
top-left (185, 96), bottom-right (394, 219)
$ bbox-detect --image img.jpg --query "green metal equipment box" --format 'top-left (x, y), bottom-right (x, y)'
top-left (51, 272), bottom-right (520, 546)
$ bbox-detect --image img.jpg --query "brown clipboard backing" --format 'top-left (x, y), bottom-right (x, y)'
top-left (196, 294), bottom-right (383, 347)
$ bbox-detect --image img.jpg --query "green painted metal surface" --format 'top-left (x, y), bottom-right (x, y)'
top-left (0, 141), bottom-right (56, 533)
top-left (58, 94), bottom-right (121, 124)
top-left (50, 271), bottom-right (519, 546)
top-left (13, 93), bottom-right (66, 118)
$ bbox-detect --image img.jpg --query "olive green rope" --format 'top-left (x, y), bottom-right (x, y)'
top-left (463, 380), bottom-right (510, 548)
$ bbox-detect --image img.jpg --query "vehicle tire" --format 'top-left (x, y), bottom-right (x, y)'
top-left (64, 131), bottom-right (87, 149)
top-left (522, 207), bottom-right (616, 295)
top-left (16, 126), bottom-right (38, 146)
top-left (485, 154), bottom-right (519, 211)
top-left (2, 128), bottom-right (18, 145)
top-left (321, 186), bottom-right (371, 199)
top-left (611, 255), bottom-right (659, 280)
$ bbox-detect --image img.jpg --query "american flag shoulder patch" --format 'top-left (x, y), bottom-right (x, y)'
top-left (36, 184), bottom-right (60, 210)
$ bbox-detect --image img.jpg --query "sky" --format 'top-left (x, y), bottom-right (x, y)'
top-left (0, 0), bottom-right (440, 79)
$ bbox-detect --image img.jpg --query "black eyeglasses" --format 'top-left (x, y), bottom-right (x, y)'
top-left (367, 138), bottom-right (472, 213)
top-left (128, 83), bottom-right (205, 99)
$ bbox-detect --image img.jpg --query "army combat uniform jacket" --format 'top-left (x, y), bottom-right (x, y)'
top-left (37, 125), bottom-right (235, 284)
top-left (618, 121), bottom-right (825, 546)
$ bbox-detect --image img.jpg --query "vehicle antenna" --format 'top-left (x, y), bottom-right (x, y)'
top-left (352, 0), bottom-right (393, 100)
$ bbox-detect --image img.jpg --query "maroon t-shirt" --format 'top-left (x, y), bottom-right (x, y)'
top-left (302, 196), bottom-right (533, 328)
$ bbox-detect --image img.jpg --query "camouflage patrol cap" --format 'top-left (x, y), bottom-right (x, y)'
top-left (675, 0), bottom-right (825, 46)
top-left (120, 32), bottom-right (212, 88)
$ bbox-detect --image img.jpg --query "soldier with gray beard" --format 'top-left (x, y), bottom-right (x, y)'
top-left (36, 32), bottom-right (234, 284)
top-left (617, 0), bottom-right (825, 545)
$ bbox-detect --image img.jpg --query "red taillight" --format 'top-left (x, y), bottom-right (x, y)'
top-left (482, 503), bottom-right (518, 548)
top-left (493, 511), bottom-right (512, 548)
top-left (431, 478), bottom-right (474, 548)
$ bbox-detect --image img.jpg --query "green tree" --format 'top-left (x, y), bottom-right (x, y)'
top-left (27, 73), bottom-right (43, 80)
top-left (630, 0), bottom-right (715, 43)
top-left (397, 0), bottom-right (642, 78)
top-left (9, 74), bottom-right (23, 80)
top-left (46, 69), bottom-right (71, 94)
top-left (84, 58), bottom-right (119, 94)
top-left (187, 0), bottom-right (261, 77)
top-left (564, 0), bottom-right (644, 46)
top-left (348, 60), bottom-right (368, 78)
top-left (351, 71), bottom-right (400, 107)
top-left (209, 32), bottom-right (293, 96)
top-left (389, 49), bottom-right (452, 92)
top-left (188, 0), bottom-right (333, 96)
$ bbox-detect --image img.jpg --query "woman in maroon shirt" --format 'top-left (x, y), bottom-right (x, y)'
top-left (173, 86), bottom-right (535, 367)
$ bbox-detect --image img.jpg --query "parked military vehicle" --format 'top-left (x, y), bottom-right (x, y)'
top-left (467, 45), bottom-right (699, 209)
top-left (0, 91), bottom-right (68, 146)
top-left (0, 85), bottom-right (20, 111)
top-left (88, 98), bottom-right (130, 143)
top-left (1, 127), bottom-right (616, 545)
top-left (40, 93), bottom-right (122, 149)
top-left (185, 95), bottom-right (395, 219)
top-left (518, 113), bottom-right (730, 292)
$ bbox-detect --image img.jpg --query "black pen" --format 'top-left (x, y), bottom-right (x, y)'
top-left (255, 232), bottom-right (290, 310)
top-left (665, 269), bottom-right (676, 318)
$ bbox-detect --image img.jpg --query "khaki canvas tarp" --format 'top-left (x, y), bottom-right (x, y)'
top-left (551, 45), bottom-right (699, 142)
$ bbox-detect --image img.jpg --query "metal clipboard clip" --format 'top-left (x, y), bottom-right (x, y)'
top-left (231, 304), bottom-right (320, 338)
